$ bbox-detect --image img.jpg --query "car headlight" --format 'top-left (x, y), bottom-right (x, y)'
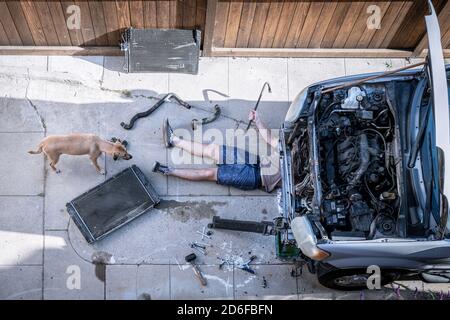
top-left (285, 88), bottom-right (308, 123)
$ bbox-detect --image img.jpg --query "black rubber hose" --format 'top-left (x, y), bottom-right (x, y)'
top-left (120, 93), bottom-right (192, 130)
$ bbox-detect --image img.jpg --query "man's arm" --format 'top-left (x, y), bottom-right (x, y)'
top-left (248, 110), bottom-right (278, 149)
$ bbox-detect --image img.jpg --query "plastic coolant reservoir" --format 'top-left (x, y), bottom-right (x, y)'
top-left (341, 86), bottom-right (365, 109)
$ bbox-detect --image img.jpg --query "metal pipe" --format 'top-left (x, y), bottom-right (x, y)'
top-left (245, 82), bottom-right (272, 131)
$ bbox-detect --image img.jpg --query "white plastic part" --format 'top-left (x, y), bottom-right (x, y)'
top-left (341, 87), bottom-right (365, 109)
top-left (291, 216), bottom-right (329, 261)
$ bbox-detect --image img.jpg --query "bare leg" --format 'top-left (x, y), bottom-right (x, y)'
top-left (167, 167), bottom-right (218, 182)
top-left (172, 136), bottom-right (220, 163)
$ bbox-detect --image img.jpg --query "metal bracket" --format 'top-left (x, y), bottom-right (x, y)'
top-left (191, 104), bottom-right (221, 130)
top-left (208, 216), bottom-right (275, 236)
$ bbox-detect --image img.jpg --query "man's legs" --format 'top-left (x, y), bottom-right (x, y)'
top-left (172, 136), bottom-right (220, 163)
top-left (152, 161), bottom-right (218, 181)
top-left (163, 118), bottom-right (220, 162)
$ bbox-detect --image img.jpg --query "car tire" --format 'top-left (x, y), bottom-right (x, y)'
top-left (317, 263), bottom-right (398, 291)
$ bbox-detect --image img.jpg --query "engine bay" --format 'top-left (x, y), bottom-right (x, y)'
top-left (290, 84), bottom-right (402, 240)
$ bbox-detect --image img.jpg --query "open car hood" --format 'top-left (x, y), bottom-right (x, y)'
top-left (425, 0), bottom-right (450, 218)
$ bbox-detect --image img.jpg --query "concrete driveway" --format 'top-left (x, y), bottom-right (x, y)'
top-left (0, 55), bottom-right (448, 300)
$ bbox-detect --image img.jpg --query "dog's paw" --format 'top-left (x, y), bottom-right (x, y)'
top-left (55, 169), bottom-right (61, 174)
top-left (99, 170), bottom-right (107, 176)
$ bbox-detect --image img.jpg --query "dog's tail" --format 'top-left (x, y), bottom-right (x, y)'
top-left (28, 144), bottom-right (43, 154)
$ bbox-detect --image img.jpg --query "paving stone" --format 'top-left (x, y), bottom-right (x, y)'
top-left (234, 264), bottom-right (297, 300)
top-left (68, 196), bottom-right (280, 266)
top-left (0, 56), bottom-right (47, 71)
top-left (0, 196), bottom-right (43, 265)
top-left (0, 70), bottom-right (28, 100)
top-left (0, 97), bottom-right (44, 133)
top-left (137, 265), bottom-right (170, 299)
top-left (345, 58), bottom-right (405, 75)
top-left (170, 264), bottom-right (233, 300)
top-left (106, 265), bottom-right (137, 300)
top-left (169, 57), bottom-right (229, 103)
top-left (44, 230), bottom-right (104, 300)
top-left (0, 132), bottom-right (44, 195)
top-left (288, 58), bottom-right (346, 101)
top-left (163, 196), bottom-right (281, 266)
top-left (44, 155), bottom-right (106, 230)
top-left (0, 266), bottom-right (42, 300)
top-left (228, 58), bottom-right (289, 128)
top-left (102, 57), bottom-right (169, 93)
top-left (68, 202), bottom-right (172, 264)
top-left (48, 56), bottom-right (104, 84)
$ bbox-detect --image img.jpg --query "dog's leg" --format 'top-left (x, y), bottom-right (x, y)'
top-left (90, 155), bottom-right (105, 175)
top-left (47, 153), bottom-right (61, 174)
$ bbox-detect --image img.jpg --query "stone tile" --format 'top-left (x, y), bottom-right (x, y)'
top-left (68, 196), bottom-right (280, 266)
top-left (0, 196), bottom-right (43, 265)
top-left (68, 201), bottom-right (172, 264)
top-left (0, 97), bottom-right (45, 133)
top-left (44, 230), bottom-right (104, 300)
top-left (102, 57), bottom-right (169, 94)
top-left (234, 264), bottom-right (297, 300)
top-left (164, 196), bottom-right (281, 266)
top-left (0, 56), bottom-right (47, 71)
top-left (170, 264), bottom-right (233, 299)
top-left (169, 57), bottom-right (229, 103)
top-left (48, 56), bottom-right (104, 84)
top-left (0, 266), bottom-right (42, 300)
top-left (0, 133), bottom-right (44, 195)
top-left (288, 58), bottom-right (346, 100)
top-left (0, 69), bottom-right (28, 102)
top-left (106, 265), bottom-right (171, 300)
top-left (137, 265), bottom-right (170, 300)
top-left (106, 265), bottom-right (137, 300)
top-left (228, 58), bottom-right (289, 128)
top-left (345, 58), bottom-right (405, 76)
top-left (44, 155), bottom-right (106, 230)
top-left (26, 69), bottom-right (128, 108)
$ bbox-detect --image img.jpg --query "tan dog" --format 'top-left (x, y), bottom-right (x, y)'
top-left (28, 133), bottom-right (132, 174)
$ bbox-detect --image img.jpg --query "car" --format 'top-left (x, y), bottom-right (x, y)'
top-left (279, 0), bottom-right (450, 290)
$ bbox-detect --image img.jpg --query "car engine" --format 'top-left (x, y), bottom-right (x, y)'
top-left (290, 85), bottom-right (401, 239)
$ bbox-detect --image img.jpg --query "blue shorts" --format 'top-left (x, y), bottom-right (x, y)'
top-left (216, 146), bottom-right (261, 190)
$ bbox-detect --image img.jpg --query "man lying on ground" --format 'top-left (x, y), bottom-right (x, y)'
top-left (152, 111), bottom-right (281, 193)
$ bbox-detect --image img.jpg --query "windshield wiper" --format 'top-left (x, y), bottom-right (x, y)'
top-left (408, 100), bottom-right (432, 168)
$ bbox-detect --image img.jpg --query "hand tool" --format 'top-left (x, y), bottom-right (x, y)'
top-left (194, 241), bottom-right (212, 247)
top-left (189, 242), bottom-right (206, 255)
top-left (245, 82), bottom-right (271, 131)
top-left (185, 253), bottom-right (207, 286)
top-left (237, 255), bottom-right (257, 274)
top-left (196, 230), bottom-right (211, 239)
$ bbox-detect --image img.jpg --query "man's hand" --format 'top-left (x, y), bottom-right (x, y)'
top-left (248, 110), bottom-right (258, 122)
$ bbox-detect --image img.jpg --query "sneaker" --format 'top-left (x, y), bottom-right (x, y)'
top-left (152, 161), bottom-right (170, 175)
top-left (163, 118), bottom-right (174, 148)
